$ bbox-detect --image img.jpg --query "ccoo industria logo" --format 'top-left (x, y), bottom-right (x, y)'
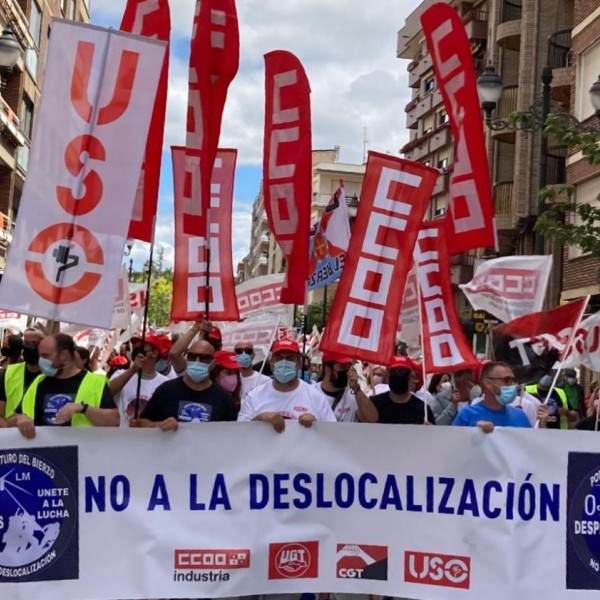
top-left (0, 446), bottom-right (79, 583)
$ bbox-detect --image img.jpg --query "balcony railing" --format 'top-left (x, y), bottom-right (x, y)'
top-left (548, 29), bottom-right (573, 69)
top-left (463, 8), bottom-right (488, 23)
top-left (494, 181), bottom-right (514, 215)
top-left (0, 211), bottom-right (13, 246)
top-left (501, 0), bottom-right (522, 23)
top-left (547, 146), bottom-right (567, 185)
top-left (497, 85), bottom-right (518, 120)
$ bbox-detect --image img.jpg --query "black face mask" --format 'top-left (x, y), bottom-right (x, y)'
top-left (332, 370), bottom-right (348, 389)
top-left (389, 370), bottom-right (410, 395)
top-left (23, 346), bottom-right (40, 366)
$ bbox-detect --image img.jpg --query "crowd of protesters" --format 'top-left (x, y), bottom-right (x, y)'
top-left (0, 319), bottom-right (598, 437)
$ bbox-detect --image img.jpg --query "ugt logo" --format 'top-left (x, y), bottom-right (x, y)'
top-left (0, 447), bottom-right (79, 583)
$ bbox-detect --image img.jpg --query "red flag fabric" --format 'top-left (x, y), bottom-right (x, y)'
top-left (184, 0), bottom-right (239, 234)
top-left (421, 3), bottom-right (495, 255)
top-left (494, 298), bottom-right (588, 340)
top-left (171, 148), bottom-right (239, 321)
top-left (263, 50), bottom-right (312, 305)
top-left (415, 223), bottom-right (478, 373)
top-left (120, 0), bottom-right (171, 242)
top-left (319, 152), bottom-right (438, 364)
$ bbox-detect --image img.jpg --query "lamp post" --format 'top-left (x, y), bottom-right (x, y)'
top-left (476, 65), bottom-right (600, 255)
top-left (0, 27), bottom-right (22, 90)
top-left (128, 258), bottom-right (134, 282)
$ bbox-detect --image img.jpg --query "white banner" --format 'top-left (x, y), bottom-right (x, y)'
top-left (0, 311), bottom-right (28, 332)
top-left (0, 20), bottom-right (165, 329)
top-left (563, 311), bottom-right (600, 371)
top-left (235, 274), bottom-right (293, 321)
top-left (1, 425), bottom-right (600, 599)
top-left (112, 267), bottom-right (131, 329)
top-left (460, 255), bottom-right (552, 323)
top-left (221, 318), bottom-right (289, 356)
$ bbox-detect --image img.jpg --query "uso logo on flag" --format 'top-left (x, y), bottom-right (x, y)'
top-left (0, 446), bottom-right (78, 582)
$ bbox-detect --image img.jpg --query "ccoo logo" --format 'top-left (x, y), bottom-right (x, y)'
top-left (268, 541), bottom-right (319, 579)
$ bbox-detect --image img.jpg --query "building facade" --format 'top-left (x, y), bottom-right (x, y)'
top-left (0, 0), bottom-right (90, 271)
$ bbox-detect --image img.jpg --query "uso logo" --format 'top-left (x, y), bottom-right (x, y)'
top-left (268, 541), bottom-right (319, 579)
top-left (0, 447), bottom-right (78, 583)
top-left (404, 551), bottom-right (470, 589)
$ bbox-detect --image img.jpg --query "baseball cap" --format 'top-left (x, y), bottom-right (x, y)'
top-left (389, 355), bottom-right (418, 371)
top-left (207, 326), bottom-right (222, 342)
top-left (322, 352), bottom-right (353, 365)
top-left (272, 339), bottom-right (301, 355)
top-left (214, 351), bottom-right (241, 370)
top-left (538, 374), bottom-right (553, 389)
top-left (564, 368), bottom-right (577, 378)
top-left (110, 355), bottom-right (128, 367)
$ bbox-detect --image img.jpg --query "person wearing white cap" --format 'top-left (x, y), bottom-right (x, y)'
top-left (238, 338), bottom-right (336, 430)
top-left (0, 325), bottom-right (44, 427)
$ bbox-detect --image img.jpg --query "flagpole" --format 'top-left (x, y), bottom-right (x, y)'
top-left (259, 316), bottom-right (281, 376)
top-left (301, 302), bottom-right (308, 378)
top-left (134, 216), bottom-right (157, 420)
top-left (205, 207), bottom-right (211, 321)
top-left (414, 264), bottom-right (429, 424)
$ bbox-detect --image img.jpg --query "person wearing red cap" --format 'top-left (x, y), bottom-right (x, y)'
top-left (238, 338), bottom-right (336, 430)
top-left (108, 335), bottom-right (170, 427)
top-left (313, 353), bottom-right (378, 423)
top-left (367, 355), bottom-right (434, 424)
top-left (234, 339), bottom-right (270, 403)
top-left (134, 339), bottom-right (237, 430)
top-left (211, 351), bottom-right (242, 409)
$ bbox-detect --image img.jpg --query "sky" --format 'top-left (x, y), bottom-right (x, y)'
top-left (90, 0), bottom-right (417, 271)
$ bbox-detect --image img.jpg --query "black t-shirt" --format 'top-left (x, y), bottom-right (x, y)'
top-left (372, 392), bottom-right (435, 425)
top-left (0, 365), bottom-right (40, 404)
top-left (576, 416), bottom-right (600, 431)
top-left (141, 378), bottom-right (237, 423)
top-left (32, 371), bottom-right (115, 426)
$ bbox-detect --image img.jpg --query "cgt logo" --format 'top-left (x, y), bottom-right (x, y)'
top-left (268, 541), bottom-right (319, 579)
top-left (337, 544), bottom-right (388, 581)
top-left (174, 549), bottom-right (250, 570)
top-left (404, 551), bottom-right (470, 590)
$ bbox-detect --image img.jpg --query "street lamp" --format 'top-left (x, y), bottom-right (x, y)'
top-left (0, 27), bottom-right (22, 90)
top-left (476, 64), bottom-right (600, 255)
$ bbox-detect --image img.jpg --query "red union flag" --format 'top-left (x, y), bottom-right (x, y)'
top-left (183, 0), bottom-right (239, 234)
top-left (460, 255), bottom-right (553, 323)
top-left (120, 0), bottom-right (171, 242)
top-left (171, 148), bottom-right (239, 322)
top-left (421, 3), bottom-right (495, 254)
top-left (263, 50), bottom-right (312, 304)
top-left (415, 223), bottom-right (478, 373)
top-left (0, 21), bottom-right (165, 328)
top-left (319, 152), bottom-right (437, 364)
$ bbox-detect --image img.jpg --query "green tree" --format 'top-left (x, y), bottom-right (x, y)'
top-left (147, 275), bottom-right (173, 327)
top-left (294, 295), bottom-right (334, 331)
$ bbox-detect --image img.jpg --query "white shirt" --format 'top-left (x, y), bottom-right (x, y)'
top-left (111, 371), bottom-right (168, 427)
top-left (312, 383), bottom-right (358, 423)
top-left (369, 383), bottom-right (390, 397)
top-left (238, 379), bottom-right (337, 423)
top-left (414, 389), bottom-right (435, 406)
top-left (240, 371), bottom-right (271, 403)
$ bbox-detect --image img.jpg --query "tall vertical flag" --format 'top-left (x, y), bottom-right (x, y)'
top-left (183, 0), bottom-right (239, 234)
top-left (307, 182), bottom-right (351, 290)
top-left (263, 50), bottom-right (312, 305)
top-left (0, 21), bottom-right (166, 328)
top-left (171, 148), bottom-right (239, 321)
top-left (319, 152), bottom-right (438, 364)
top-left (120, 0), bottom-right (171, 242)
top-left (421, 3), bottom-right (496, 254)
top-left (414, 223), bottom-right (479, 373)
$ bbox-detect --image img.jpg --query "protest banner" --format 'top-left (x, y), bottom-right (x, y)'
top-left (263, 50), bottom-right (312, 304)
top-left (460, 255), bottom-right (552, 323)
top-left (171, 148), bottom-right (239, 322)
top-left (120, 0), bottom-right (171, 242)
top-left (0, 21), bottom-right (166, 329)
top-left (220, 318), bottom-right (289, 356)
top-left (183, 0), bottom-right (239, 234)
top-left (421, 3), bottom-right (496, 254)
top-left (0, 311), bottom-right (27, 333)
top-left (112, 266), bottom-right (132, 329)
top-left (320, 152), bottom-right (437, 364)
top-left (562, 311), bottom-right (600, 371)
top-left (0, 425), bottom-right (599, 599)
top-left (397, 267), bottom-right (420, 356)
top-left (235, 274), bottom-right (293, 322)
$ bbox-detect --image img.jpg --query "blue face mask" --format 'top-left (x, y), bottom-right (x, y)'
top-left (236, 353), bottom-right (252, 369)
top-left (38, 357), bottom-right (58, 377)
top-left (496, 384), bottom-right (518, 406)
top-left (186, 361), bottom-right (210, 383)
top-left (273, 360), bottom-right (298, 384)
top-left (155, 358), bottom-right (169, 372)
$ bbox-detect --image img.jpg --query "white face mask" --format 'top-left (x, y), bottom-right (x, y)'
top-left (440, 381), bottom-right (452, 393)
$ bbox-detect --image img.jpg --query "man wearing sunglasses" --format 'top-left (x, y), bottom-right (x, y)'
top-left (234, 340), bottom-right (270, 403)
top-left (133, 340), bottom-right (237, 431)
top-left (452, 361), bottom-right (548, 432)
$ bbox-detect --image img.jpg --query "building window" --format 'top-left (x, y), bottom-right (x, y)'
top-left (424, 77), bottom-right (435, 93)
top-left (21, 95), bottom-right (34, 140)
top-left (437, 157), bottom-right (448, 170)
top-left (438, 110), bottom-right (448, 125)
top-left (29, 0), bottom-right (42, 47)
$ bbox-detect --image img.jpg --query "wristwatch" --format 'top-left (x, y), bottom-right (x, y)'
top-left (80, 403), bottom-right (89, 415)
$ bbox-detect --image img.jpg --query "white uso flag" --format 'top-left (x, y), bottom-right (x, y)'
top-left (0, 20), bottom-right (165, 328)
top-left (459, 255), bottom-right (552, 323)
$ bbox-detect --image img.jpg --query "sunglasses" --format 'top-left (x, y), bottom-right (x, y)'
top-left (234, 348), bottom-right (253, 355)
top-left (186, 352), bottom-right (214, 363)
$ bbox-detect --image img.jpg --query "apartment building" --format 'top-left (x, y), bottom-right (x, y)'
top-left (0, 0), bottom-right (90, 271)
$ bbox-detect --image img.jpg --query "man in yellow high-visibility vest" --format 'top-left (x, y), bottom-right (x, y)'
top-left (8, 333), bottom-right (119, 439)
top-left (0, 326), bottom-right (44, 427)
top-left (525, 374), bottom-right (577, 430)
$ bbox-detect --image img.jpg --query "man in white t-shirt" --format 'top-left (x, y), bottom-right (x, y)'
top-left (108, 335), bottom-right (169, 427)
top-left (234, 339), bottom-right (270, 403)
top-left (238, 339), bottom-right (336, 430)
top-left (313, 352), bottom-right (378, 423)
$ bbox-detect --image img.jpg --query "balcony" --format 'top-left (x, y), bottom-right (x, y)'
top-left (414, 52), bottom-right (433, 79)
top-left (430, 126), bottom-right (451, 152)
top-left (432, 172), bottom-right (449, 196)
top-left (494, 181), bottom-right (515, 230)
top-left (408, 57), bottom-right (421, 88)
top-left (463, 8), bottom-right (488, 41)
top-left (0, 95), bottom-right (25, 148)
top-left (497, 1), bottom-right (522, 51)
top-left (16, 140), bottom-right (29, 174)
top-left (0, 212), bottom-right (13, 247)
top-left (491, 86), bottom-right (518, 143)
top-left (548, 29), bottom-right (573, 105)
